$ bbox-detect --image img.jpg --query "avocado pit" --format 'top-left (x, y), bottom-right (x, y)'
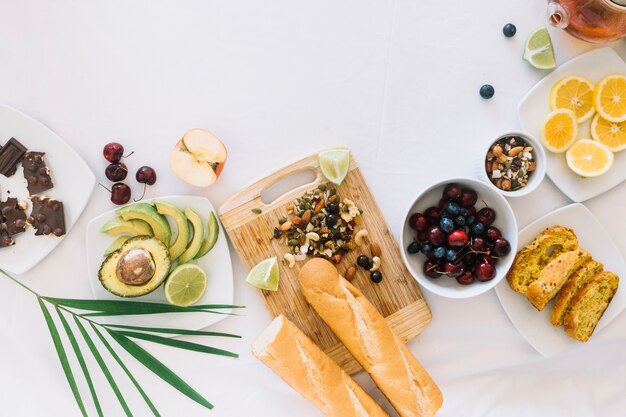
top-left (116, 248), bottom-right (156, 285)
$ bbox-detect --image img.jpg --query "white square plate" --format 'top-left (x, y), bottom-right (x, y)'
top-left (495, 203), bottom-right (626, 357)
top-left (518, 47), bottom-right (626, 202)
top-left (85, 195), bottom-right (234, 330)
top-left (0, 103), bottom-right (95, 274)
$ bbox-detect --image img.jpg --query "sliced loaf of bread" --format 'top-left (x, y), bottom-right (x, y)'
top-left (507, 226), bottom-right (578, 294)
top-left (564, 271), bottom-right (619, 342)
top-left (526, 248), bottom-right (591, 311)
top-left (550, 259), bottom-right (604, 326)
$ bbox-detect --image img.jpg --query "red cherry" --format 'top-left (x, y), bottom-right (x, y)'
top-left (447, 229), bottom-right (469, 248)
top-left (483, 254), bottom-right (497, 265)
top-left (105, 163), bottom-right (128, 182)
top-left (110, 183), bottom-right (131, 205)
top-left (424, 207), bottom-right (442, 223)
top-left (136, 166), bottom-right (157, 185)
top-left (493, 238), bottom-right (511, 256)
top-left (427, 225), bottom-right (446, 246)
top-left (485, 227), bottom-right (502, 243)
top-left (460, 189), bottom-right (478, 208)
top-left (471, 237), bottom-right (489, 252)
top-left (467, 206), bottom-right (477, 216)
top-left (456, 271), bottom-right (474, 285)
top-left (409, 213), bottom-right (429, 232)
top-left (423, 260), bottom-right (442, 279)
top-left (476, 207), bottom-right (496, 226)
top-left (417, 231), bottom-right (429, 243)
top-left (103, 142), bottom-right (124, 163)
top-left (443, 183), bottom-right (462, 200)
top-left (443, 262), bottom-right (465, 278)
top-left (475, 262), bottom-right (496, 282)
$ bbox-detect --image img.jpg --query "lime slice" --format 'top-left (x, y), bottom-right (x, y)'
top-left (164, 264), bottom-right (208, 306)
top-left (246, 256), bottom-right (279, 291)
top-left (523, 27), bottom-right (556, 70)
top-left (318, 149), bottom-right (350, 185)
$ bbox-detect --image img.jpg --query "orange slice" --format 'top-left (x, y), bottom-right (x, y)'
top-left (566, 139), bottom-right (614, 177)
top-left (541, 108), bottom-right (578, 153)
top-left (549, 76), bottom-right (595, 123)
top-left (590, 113), bottom-right (626, 152)
top-left (593, 74), bottom-right (626, 123)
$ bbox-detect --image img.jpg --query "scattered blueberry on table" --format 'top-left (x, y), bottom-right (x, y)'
top-left (503, 23), bottom-right (517, 38)
top-left (480, 84), bottom-right (495, 99)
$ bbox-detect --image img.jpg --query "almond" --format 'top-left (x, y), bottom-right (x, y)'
top-left (370, 242), bottom-right (382, 257)
top-left (300, 210), bottom-right (311, 228)
top-left (508, 146), bottom-right (524, 157)
top-left (331, 253), bottom-right (343, 264)
top-left (345, 266), bottom-right (356, 281)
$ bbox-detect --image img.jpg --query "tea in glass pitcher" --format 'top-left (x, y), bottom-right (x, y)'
top-left (548, 0), bottom-right (626, 43)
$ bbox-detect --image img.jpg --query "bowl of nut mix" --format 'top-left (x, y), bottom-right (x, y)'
top-left (479, 132), bottom-right (546, 198)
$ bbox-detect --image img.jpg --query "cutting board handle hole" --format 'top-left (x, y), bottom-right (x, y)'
top-left (260, 169), bottom-right (318, 205)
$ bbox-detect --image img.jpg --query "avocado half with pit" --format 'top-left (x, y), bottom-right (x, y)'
top-left (99, 235), bottom-right (171, 298)
top-left (116, 203), bottom-right (171, 246)
top-left (153, 201), bottom-right (190, 261)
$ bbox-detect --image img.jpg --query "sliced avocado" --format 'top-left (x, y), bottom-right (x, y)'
top-left (103, 236), bottom-right (131, 256)
top-left (194, 211), bottom-right (219, 259)
top-left (154, 201), bottom-right (190, 261)
top-left (100, 217), bottom-right (153, 237)
top-left (98, 236), bottom-right (171, 298)
top-left (117, 203), bottom-right (171, 247)
top-left (178, 208), bottom-right (204, 263)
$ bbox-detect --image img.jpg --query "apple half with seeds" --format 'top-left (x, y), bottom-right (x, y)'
top-left (170, 128), bottom-right (227, 187)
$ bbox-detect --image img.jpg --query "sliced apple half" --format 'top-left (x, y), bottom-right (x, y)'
top-left (170, 128), bottom-right (227, 187)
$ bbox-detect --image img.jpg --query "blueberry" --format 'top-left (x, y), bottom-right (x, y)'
top-left (440, 217), bottom-right (454, 233)
top-left (434, 246), bottom-right (446, 259)
top-left (503, 23), bottom-right (517, 38)
top-left (357, 255), bottom-right (371, 268)
top-left (454, 215), bottom-right (466, 226)
top-left (466, 215), bottom-right (476, 226)
top-left (327, 202), bottom-right (339, 213)
top-left (480, 84), bottom-right (495, 99)
top-left (445, 202), bottom-right (461, 216)
top-left (459, 208), bottom-right (468, 216)
top-left (407, 241), bottom-right (421, 254)
top-left (446, 248), bottom-right (458, 262)
top-left (471, 222), bottom-right (485, 236)
top-left (421, 243), bottom-right (433, 254)
top-left (370, 271), bottom-right (383, 283)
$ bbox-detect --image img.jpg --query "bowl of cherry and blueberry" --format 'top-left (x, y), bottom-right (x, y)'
top-left (400, 178), bottom-right (518, 299)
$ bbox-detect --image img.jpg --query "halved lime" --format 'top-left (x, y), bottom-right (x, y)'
top-left (164, 264), bottom-right (207, 306)
top-left (318, 149), bottom-right (350, 186)
top-left (523, 27), bottom-right (556, 70)
top-left (246, 256), bottom-right (279, 291)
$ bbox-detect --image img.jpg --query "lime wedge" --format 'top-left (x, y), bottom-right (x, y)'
top-left (246, 256), bottom-right (279, 291)
top-left (164, 264), bottom-right (207, 306)
top-left (318, 149), bottom-right (350, 185)
top-left (523, 27), bottom-right (556, 70)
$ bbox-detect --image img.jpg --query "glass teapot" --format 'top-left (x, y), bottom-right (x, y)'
top-left (548, 0), bottom-right (626, 43)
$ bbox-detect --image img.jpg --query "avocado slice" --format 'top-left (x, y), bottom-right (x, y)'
top-left (178, 208), bottom-right (204, 263)
top-left (98, 235), bottom-right (171, 298)
top-left (194, 211), bottom-right (219, 259)
top-left (103, 235), bottom-right (131, 256)
top-left (154, 201), bottom-right (190, 261)
top-left (116, 203), bottom-right (171, 247)
top-left (100, 217), bottom-right (153, 237)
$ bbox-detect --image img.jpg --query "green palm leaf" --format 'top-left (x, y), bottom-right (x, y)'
top-left (103, 324), bottom-right (241, 338)
top-left (91, 323), bottom-right (161, 417)
top-left (107, 330), bottom-right (213, 410)
top-left (38, 299), bottom-right (88, 417)
top-left (117, 330), bottom-right (238, 358)
top-left (74, 317), bottom-right (133, 417)
top-left (55, 307), bottom-right (103, 417)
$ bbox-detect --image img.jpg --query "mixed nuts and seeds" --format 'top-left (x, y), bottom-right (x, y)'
top-left (485, 135), bottom-right (536, 191)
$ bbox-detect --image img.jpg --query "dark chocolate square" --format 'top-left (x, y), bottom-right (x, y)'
top-left (23, 151), bottom-right (54, 195)
top-left (28, 196), bottom-right (65, 236)
top-left (0, 229), bottom-right (14, 248)
top-left (0, 138), bottom-right (27, 177)
top-left (0, 198), bottom-right (27, 236)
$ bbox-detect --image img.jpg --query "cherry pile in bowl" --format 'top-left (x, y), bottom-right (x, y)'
top-left (406, 183), bottom-right (512, 285)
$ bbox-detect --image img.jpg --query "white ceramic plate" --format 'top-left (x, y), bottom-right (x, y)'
top-left (518, 47), bottom-right (626, 202)
top-left (495, 203), bottom-right (626, 357)
top-left (86, 195), bottom-right (234, 330)
top-left (0, 103), bottom-right (95, 274)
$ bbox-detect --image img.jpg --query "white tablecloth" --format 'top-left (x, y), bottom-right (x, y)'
top-left (1, 1), bottom-right (625, 416)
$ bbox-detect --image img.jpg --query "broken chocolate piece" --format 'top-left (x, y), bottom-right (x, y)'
top-left (0, 229), bottom-right (14, 248)
top-left (23, 151), bottom-right (54, 195)
top-left (0, 138), bottom-right (27, 177)
top-left (27, 196), bottom-right (65, 237)
top-left (0, 198), bottom-right (27, 235)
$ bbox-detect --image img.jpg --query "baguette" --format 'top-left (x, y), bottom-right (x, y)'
top-left (252, 314), bottom-right (390, 417)
top-left (299, 258), bottom-right (443, 417)
top-left (550, 259), bottom-right (603, 326)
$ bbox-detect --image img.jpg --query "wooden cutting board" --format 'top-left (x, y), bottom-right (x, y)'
top-left (219, 147), bottom-right (432, 374)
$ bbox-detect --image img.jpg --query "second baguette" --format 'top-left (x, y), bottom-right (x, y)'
top-left (299, 258), bottom-right (443, 417)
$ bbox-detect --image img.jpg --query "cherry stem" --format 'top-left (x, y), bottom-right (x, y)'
top-left (133, 183), bottom-right (147, 202)
top-left (122, 151), bottom-right (135, 159)
top-left (98, 183), bottom-right (112, 193)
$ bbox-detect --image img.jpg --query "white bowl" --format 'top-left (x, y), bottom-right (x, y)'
top-left (400, 177), bottom-right (518, 299)
top-left (477, 131), bottom-right (546, 198)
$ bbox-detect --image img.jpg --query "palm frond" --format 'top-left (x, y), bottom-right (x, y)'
top-left (117, 330), bottom-right (239, 358)
top-left (103, 324), bottom-right (241, 338)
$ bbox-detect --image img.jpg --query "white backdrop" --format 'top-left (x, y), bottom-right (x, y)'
top-left (1, 0), bottom-right (626, 416)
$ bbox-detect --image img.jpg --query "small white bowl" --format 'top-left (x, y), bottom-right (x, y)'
top-left (400, 177), bottom-right (518, 299)
top-left (477, 131), bottom-right (546, 198)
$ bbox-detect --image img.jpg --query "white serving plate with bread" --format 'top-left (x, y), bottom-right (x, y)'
top-left (495, 203), bottom-right (626, 357)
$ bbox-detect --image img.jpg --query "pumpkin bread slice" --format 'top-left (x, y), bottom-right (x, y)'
top-left (526, 248), bottom-right (591, 311)
top-left (564, 271), bottom-right (619, 342)
top-left (550, 259), bottom-right (604, 326)
top-left (507, 226), bottom-right (578, 294)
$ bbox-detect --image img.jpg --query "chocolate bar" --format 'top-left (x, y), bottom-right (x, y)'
top-left (28, 196), bottom-right (65, 236)
top-left (0, 229), bottom-right (14, 248)
top-left (0, 198), bottom-right (27, 235)
top-left (23, 151), bottom-right (54, 195)
top-left (0, 138), bottom-right (27, 177)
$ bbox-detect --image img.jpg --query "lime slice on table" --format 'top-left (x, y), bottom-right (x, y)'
top-left (523, 27), bottom-right (556, 70)
top-left (246, 256), bottom-right (279, 291)
top-left (164, 264), bottom-right (208, 306)
top-left (319, 149), bottom-right (350, 185)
